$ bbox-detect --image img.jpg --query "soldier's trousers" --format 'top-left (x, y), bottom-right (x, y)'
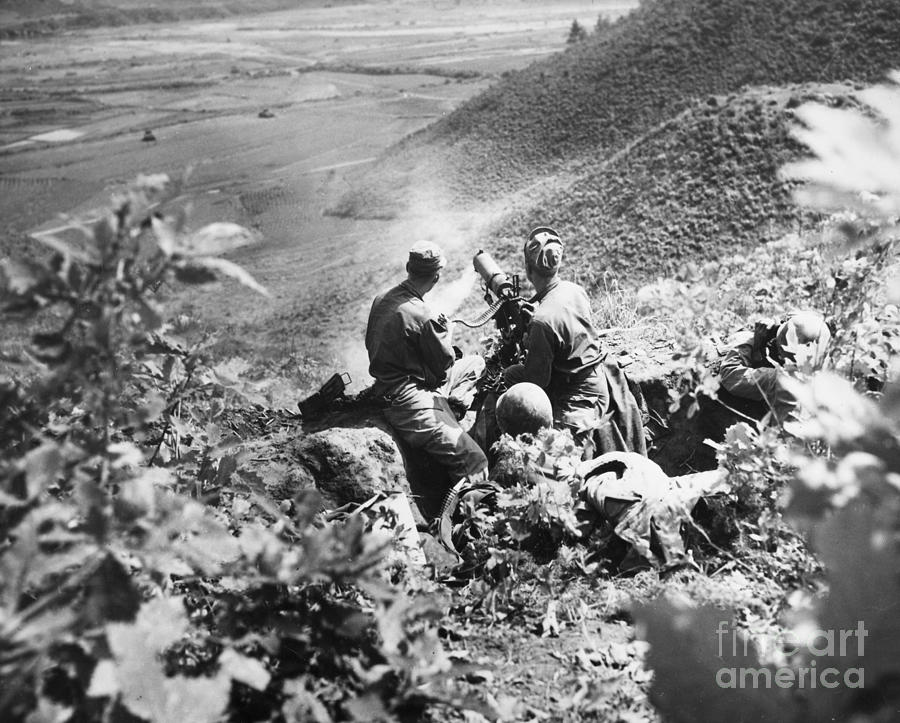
top-left (553, 363), bottom-right (647, 459)
top-left (384, 355), bottom-right (488, 487)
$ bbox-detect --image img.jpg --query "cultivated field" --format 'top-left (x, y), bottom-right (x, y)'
top-left (0, 1), bottom-right (633, 392)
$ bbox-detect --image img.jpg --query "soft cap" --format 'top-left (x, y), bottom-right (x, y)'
top-left (407, 240), bottom-right (446, 276)
top-left (524, 226), bottom-right (563, 275)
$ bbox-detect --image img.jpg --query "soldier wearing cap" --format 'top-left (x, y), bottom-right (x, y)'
top-left (365, 241), bottom-right (488, 517)
top-left (503, 227), bottom-right (646, 458)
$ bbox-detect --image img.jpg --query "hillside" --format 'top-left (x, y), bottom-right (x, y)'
top-left (419, 0), bottom-right (900, 200)
top-left (484, 83), bottom-right (860, 285)
top-left (333, 0), bottom-right (900, 287)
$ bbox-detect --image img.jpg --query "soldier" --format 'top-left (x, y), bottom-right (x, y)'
top-left (365, 241), bottom-right (488, 517)
top-left (718, 310), bottom-right (831, 422)
top-left (502, 227), bottom-right (646, 458)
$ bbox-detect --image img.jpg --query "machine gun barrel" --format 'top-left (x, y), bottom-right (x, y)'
top-left (462, 250), bottom-right (530, 372)
top-left (473, 250), bottom-right (517, 299)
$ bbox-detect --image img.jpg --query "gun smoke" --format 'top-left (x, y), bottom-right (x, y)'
top-left (336, 183), bottom-right (499, 391)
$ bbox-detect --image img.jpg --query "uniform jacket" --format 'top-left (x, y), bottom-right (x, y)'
top-left (365, 281), bottom-right (455, 408)
top-left (718, 321), bottom-right (783, 402)
top-left (503, 279), bottom-right (604, 393)
top-left (502, 278), bottom-right (647, 457)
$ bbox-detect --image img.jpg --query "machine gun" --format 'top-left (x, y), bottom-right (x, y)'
top-left (452, 250), bottom-right (532, 390)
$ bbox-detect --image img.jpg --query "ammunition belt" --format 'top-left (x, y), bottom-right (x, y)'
top-left (451, 297), bottom-right (505, 329)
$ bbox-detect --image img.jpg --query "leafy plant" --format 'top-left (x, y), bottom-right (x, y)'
top-left (708, 422), bottom-right (794, 541)
top-left (634, 70), bottom-right (900, 723)
top-left (490, 428), bottom-right (587, 546)
top-left (0, 176), bottom-right (452, 722)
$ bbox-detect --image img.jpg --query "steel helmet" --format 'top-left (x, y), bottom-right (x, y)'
top-left (496, 382), bottom-right (554, 437)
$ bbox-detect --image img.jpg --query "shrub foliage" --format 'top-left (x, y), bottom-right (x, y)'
top-left (0, 177), bottom-right (451, 722)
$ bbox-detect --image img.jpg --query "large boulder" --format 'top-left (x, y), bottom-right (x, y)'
top-left (291, 396), bottom-right (441, 522)
top-left (291, 426), bottom-right (410, 509)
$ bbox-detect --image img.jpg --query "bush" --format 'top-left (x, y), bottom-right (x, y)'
top-left (634, 70), bottom-right (900, 723)
top-left (0, 176), bottom-right (448, 722)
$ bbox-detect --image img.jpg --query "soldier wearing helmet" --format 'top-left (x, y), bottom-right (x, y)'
top-left (365, 241), bottom-right (488, 517)
top-left (718, 310), bottom-right (832, 421)
top-left (502, 227), bottom-right (645, 457)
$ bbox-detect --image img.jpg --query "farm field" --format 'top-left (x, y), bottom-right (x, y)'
top-left (0, 0), bottom-right (632, 392)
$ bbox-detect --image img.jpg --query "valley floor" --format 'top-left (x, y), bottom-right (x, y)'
top-left (0, 1), bottom-right (631, 395)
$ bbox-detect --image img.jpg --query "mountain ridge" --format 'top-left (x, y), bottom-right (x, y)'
top-left (420, 0), bottom-right (900, 200)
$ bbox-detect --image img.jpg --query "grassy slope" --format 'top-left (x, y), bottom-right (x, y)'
top-left (486, 84), bottom-right (861, 285)
top-left (349, 0), bottom-right (900, 285)
top-left (422, 0), bottom-right (900, 199)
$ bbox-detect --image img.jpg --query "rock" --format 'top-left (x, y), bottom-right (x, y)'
top-left (292, 426), bottom-right (411, 510)
top-left (465, 669), bottom-right (495, 685)
top-left (232, 434), bottom-right (319, 502)
top-left (261, 461), bottom-right (319, 502)
top-left (300, 396), bottom-right (453, 520)
top-left (241, 401), bottom-right (434, 525)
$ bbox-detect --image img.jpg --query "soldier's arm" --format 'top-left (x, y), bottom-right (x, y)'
top-left (503, 320), bottom-right (555, 389)
top-left (363, 298), bottom-right (380, 356)
top-left (418, 315), bottom-right (456, 386)
top-left (719, 341), bottom-right (778, 401)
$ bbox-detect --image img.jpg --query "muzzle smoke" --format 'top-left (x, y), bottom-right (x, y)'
top-left (337, 179), bottom-right (498, 391)
top-left (427, 266), bottom-right (478, 318)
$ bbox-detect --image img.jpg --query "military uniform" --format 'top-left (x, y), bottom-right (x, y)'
top-left (503, 279), bottom-right (608, 439)
top-left (366, 280), bottom-right (488, 495)
top-left (501, 227), bottom-right (647, 458)
top-left (719, 324), bottom-right (786, 404)
top-left (718, 313), bottom-right (831, 422)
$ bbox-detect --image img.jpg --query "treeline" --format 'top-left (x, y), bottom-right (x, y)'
top-left (1, 7), bottom-right (220, 38)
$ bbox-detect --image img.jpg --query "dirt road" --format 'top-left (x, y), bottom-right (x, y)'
top-left (0, 1), bottom-right (634, 392)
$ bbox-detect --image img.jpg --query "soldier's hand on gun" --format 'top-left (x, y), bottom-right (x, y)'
top-left (521, 301), bottom-right (536, 324)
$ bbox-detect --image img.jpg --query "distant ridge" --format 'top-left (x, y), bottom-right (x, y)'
top-left (416, 0), bottom-right (900, 200)
top-left (0, 0), bottom-right (359, 37)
